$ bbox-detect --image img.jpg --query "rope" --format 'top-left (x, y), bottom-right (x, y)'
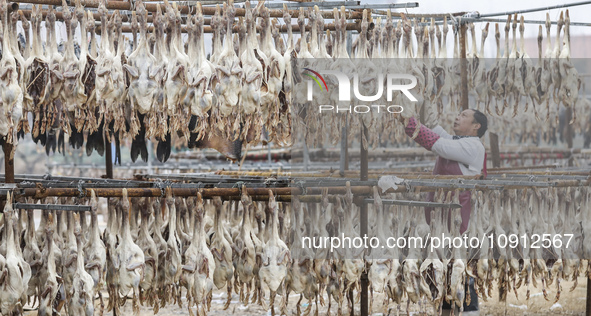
top-left (232, 181), bottom-right (246, 189)
top-left (294, 180), bottom-right (307, 195)
top-left (154, 179), bottom-right (166, 198)
top-left (77, 180), bottom-right (86, 199)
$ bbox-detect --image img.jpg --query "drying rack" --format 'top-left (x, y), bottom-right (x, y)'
top-left (2, 0), bottom-right (591, 315)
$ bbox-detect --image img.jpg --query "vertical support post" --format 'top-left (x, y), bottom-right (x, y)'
top-left (347, 30), bottom-right (353, 56)
top-left (340, 115), bottom-right (348, 177)
top-left (489, 132), bottom-right (501, 168)
top-left (345, 30), bottom-right (353, 173)
top-left (3, 142), bottom-right (14, 184)
top-left (104, 134), bottom-right (114, 316)
top-left (0, 142), bottom-right (13, 215)
top-left (268, 141), bottom-right (272, 166)
top-left (586, 276), bottom-right (591, 316)
top-left (459, 22), bottom-right (469, 111)
top-left (105, 134), bottom-right (113, 179)
top-left (360, 123), bottom-right (369, 316)
top-left (303, 143), bottom-right (309, 171)
top-left (565, 107), bottom-right (574, 167)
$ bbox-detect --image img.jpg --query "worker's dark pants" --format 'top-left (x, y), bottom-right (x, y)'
top-left (442, 277), bottom-right (478, 311)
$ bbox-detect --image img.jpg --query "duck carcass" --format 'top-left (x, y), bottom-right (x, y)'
top-left (258, 191), bottom-right (290, 315)
top-left (114, 189), bottom-right (145, 315)
top-left (0, 193), bottom-right (31, 314)
top-left (0, 0), bottom-right (23, 150)
top-left (84, 190), bottom-right (107, 312)
top-left (124, 0), bottom-right (158, 162)
top-left (68, 213), bottom-right (95, 316)
top-left (210, 196), bottom-right (234, 310)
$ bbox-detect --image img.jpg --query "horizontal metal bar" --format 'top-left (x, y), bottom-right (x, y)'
top-left (263, 1), bottom-right (419, 10)
top-left (297, 180), bottom-right (379, 187)
top-left (138, 173), bottom-right (275, 182)
top-left (477, 17), bottom-right (591, 27)
top-left (12, 203), bottom-right (91, 212)
top-left (263, 1), bottom-right (359, 9)
top-left (338, 2), bottom-right (419, 10)
top-left (0, 174), bottom-right (145, 184)
top-left (10, 0), bottom-right (366, 19)
top-left (478, 0), bottom-right (591, 18)
top-left (407, 179), bottom-right (557, 187)
top-left (363, 198), bottom-right (462, 209)
top-left (16, 181), bottom-right (154, 189)
top-left (15, 186), bottom-right (374, 199)
top-left (486, 174), bottom-right (590, 181)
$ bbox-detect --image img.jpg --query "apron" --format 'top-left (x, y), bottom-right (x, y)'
top-left (425, 156), bottom-right (474, 234)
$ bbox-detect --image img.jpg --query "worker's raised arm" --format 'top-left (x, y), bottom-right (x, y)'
top-left (430, 138), bottom-right (485, 171)
top-left (403, 117), bottom-right (441, 150)
top-left (431, 125), bottom-right (453, 139)
top-left (403, 116), bottom-right (484, 171)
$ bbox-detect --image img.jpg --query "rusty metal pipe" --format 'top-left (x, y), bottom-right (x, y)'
top-left (98, 20), bottom-right (359, 34)
top-left (18, 186), bottom-right (375, 199)
top-left (19, 8), bottom-right (128, 21)
top-left (14, 179), bottom-right (591, 200)
top-left (10, 0), bottom-right (364, 19)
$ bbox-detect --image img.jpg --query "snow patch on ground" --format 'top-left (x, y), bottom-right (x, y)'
top-left (550, 303), bottom-right (562, 310)
top-left (530, 292), bottom-right (543, 297)
top-left (509, 304), bottom-right (527, 310)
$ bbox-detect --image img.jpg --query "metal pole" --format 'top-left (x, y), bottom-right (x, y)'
top-left (459, 23), bottom-right (469, 111)
top-left (268, 141), bottom-right (272, 167)
top-left (303, 144), bottom-right (310, 171)
top-left (99, 21), bottom-right (362, 34)
top-left (3, 142), bottom-right (14, 184)
top-left (10, 0), bottom-right (365, 19)
top-left (340, 117), bottom-right (347, 177)
top-left (586, 276), bottom-right (591, 316)
top-left (345, 31), bottom-right (353, 173)
top-left (360, 122), bottom-right (369, 316)
top-left (1, 141), bottom-right (14, 214)
top-left (566, 107), bottom-right (574, 167)
top-left (478, 0), bottom-right (591, 18)
top-left (490, 132), bottom-right (501, 168)
top-left (18, 186), bottom-right (377, 199)
top-left (105, 135), bottom-right (113, 179)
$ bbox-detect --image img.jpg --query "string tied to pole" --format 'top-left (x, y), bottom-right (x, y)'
top-left (294, 180), bottom-right (307, 195)
top-left (154, 179), bottom-right (166, 197)
top-left (232, 181), bottom-right (246, 189)
top-left (77, 180), bottom-right (86, 199)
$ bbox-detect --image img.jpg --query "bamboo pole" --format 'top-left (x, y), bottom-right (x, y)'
top-left (99, 21), bottom-right (361, 34)
top-left (12, 177), bottom-right (591, 201)
top-left (20, 8), bottom-right (128, 21)
top-left (17, 186), bottom-right (375, 199)
top-left (10, 0), bottom-right (365, 19)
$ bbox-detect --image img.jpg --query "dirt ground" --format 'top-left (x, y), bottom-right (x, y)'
top-left (23, 276), bottom-right (588, 315)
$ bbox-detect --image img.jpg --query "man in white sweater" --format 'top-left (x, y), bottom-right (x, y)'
top-left (402, 108), bottom-right (488, 233)
top-left (401, 108), bottom-right (488, 315)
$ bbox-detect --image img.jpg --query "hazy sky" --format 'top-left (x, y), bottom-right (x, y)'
top-left (369, 0), bottom-right (591, 57)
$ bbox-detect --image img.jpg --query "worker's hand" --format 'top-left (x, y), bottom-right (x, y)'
top-left (397, 102), bottom-right (416, 125)
top-left (422, 101), bottom-right (439, 129)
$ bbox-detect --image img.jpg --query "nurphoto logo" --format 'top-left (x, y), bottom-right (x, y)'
top-left (304, 70), bottom-right (418, 114)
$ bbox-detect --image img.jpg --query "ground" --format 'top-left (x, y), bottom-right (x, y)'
top-left (23, 276), bottom-right (588, 315)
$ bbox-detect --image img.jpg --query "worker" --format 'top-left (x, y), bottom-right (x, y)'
top-left (399, 106), bottom-right (488, 315)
